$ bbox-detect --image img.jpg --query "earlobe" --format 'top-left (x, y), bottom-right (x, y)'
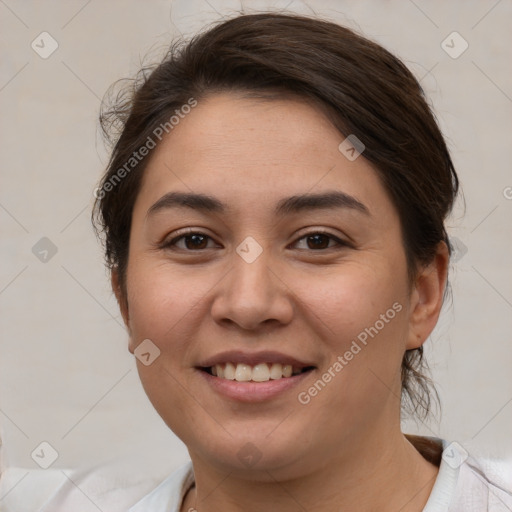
top-left (406, 241), bottom-right (449, 350)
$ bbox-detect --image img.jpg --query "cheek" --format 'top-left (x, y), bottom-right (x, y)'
top-left (126, 262), bottom-right (209, 357)
top-left (124, 262), bottom-right (211, 436)
top-left (295, 263), bottom-right (409, 409)
top-left (300, 261), bottom-right (408, 343)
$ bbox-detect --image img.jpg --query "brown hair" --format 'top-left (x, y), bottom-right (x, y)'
top-left (92, 12), bottom-right (459, 419)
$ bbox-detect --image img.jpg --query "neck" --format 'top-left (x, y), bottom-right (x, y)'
top-left (182, 430), bottom-right (439, 512)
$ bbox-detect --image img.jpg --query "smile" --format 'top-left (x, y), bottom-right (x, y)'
top-left (202, 362), bottom-right (314, 382)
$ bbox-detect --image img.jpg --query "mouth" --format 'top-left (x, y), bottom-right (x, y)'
top-left (200, 362), bottom-right (316, 382)
top-left (196, 351), bottom-right (317, 401)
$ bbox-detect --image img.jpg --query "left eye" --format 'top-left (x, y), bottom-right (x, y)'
top-left (293, 232), bottom-right (344, 250)
top-left (166, 233), bottom-right (218, 250)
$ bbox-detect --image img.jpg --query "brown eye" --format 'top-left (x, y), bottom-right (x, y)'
top-left (294, 232), bottom-right (345, 251)
top-left (183, 234), bottom-right (209, 250)
top-left (165, 232), bottom-right (217, 251)
top-left (306, 234), bottom-right (330, 249)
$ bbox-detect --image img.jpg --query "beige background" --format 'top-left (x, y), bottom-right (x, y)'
top-left (1, 0), bottom-right (511, 501)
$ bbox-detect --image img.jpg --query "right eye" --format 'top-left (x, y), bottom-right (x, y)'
top-left (162, 232), bottom-right (220, 251)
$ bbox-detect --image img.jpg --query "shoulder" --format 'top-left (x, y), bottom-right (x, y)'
top-left (452, 456), bottom-right (512, 511)
top-left (128, 461), bottom-right (194, 512)
top-left (0, 459), bottom-right (192, 512)
top-left (423, 438), bottom-right (512, 512)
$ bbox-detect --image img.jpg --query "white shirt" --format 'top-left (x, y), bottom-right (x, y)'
top-left (128, 439), bottom-right (512, 512)
top-left (2, 438), bottom-right (511, 511)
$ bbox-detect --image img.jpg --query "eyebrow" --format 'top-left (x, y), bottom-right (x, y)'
top-left (146, 190), bottom-right (370, 218)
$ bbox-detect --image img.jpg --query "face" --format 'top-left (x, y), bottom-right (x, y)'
top-left (117, 93), bottom-right (440, 479)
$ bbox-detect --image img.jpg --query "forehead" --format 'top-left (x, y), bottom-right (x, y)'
top-left (134, 93), bottom-right (396, 224)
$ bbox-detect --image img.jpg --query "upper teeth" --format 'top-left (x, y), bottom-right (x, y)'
top-left (211, 363), bottom-right (303, 382)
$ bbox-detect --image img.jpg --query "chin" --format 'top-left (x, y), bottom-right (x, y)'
top-left (184, 427), bottom-right (315, 479)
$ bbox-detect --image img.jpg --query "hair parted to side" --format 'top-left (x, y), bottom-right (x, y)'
top-left (92, 12), bottom-right (459, 420)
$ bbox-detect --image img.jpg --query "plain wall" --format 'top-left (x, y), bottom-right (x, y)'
top-left (1, 0), bottom-right (511, 484)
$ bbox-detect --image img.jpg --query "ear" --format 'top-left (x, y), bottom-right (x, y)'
top-left (406, 241), bottom-right (449, 350)
top-left (111, 269), bottom-right (131, 332)
top-left (112, 269), bottom-right (137, 354)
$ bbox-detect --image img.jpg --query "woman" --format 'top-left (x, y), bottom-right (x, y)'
top-left (91, 12), bottom-right (511, 511)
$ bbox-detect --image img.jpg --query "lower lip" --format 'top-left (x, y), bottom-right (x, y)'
top-left (197, 369), bottom-right (314, 402)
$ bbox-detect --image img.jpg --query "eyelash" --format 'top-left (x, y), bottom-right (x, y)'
top-left (162, 230), bottom-right (348, 252)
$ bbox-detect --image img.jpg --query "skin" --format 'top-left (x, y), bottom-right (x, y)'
top-left (112, 93), bottom-right (449, 511)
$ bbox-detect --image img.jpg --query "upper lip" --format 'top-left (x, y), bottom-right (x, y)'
top-left (197, 350), bottom-right (315, 369)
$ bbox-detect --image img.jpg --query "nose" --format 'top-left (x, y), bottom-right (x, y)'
top-left (210, 248), bottom-right (294, 331)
